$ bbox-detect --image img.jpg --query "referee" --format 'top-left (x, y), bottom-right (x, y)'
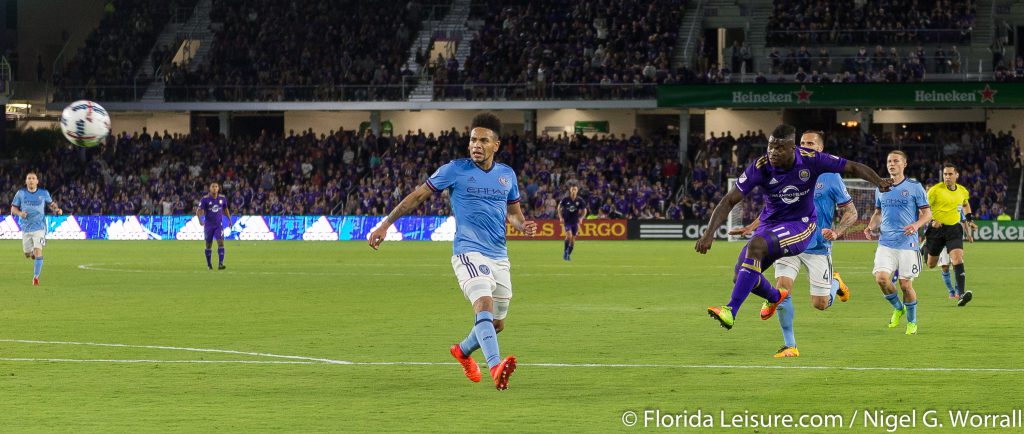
top-left (925, 163), bottom-right (978, 306)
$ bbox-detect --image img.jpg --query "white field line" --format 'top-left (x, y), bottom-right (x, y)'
top-left (1, 339), bottom-right (1022, 372)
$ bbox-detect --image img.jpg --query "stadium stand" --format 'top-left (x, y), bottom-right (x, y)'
top-left (434, 0), bottom-right (685, 100)
top-left (162, 0), bottom-right (446, 102)
top-left (54, 0), bottom-right (199, 102)
top-left (2, 126), bottom-right (1017, 222)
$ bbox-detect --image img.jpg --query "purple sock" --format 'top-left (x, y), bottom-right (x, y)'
top-left (727, 257), bottom-right (766, 315)
top-left (751, 273), bottom-right (782, 302)
top-left (204, 249), bottom-right (212, 268)
top-left (218, 247), bottom-right (225, 265)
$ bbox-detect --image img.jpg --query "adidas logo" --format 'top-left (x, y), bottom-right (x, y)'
top-left (468, 177), bottom-right (476, 183)
top-left (769, 178), bottom-right (780, 184)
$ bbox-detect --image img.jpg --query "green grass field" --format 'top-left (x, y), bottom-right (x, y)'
top-left (1, 240), bottom-right (1022, 432)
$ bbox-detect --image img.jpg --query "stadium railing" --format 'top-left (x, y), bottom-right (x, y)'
top-left (766, 28), bottom-right (973, 46)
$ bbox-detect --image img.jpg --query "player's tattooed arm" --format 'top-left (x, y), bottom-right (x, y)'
top-left (843, 161), bottom-right (892, 191)
top-left (829, 202), bottom-right (858, 239)
top-left (48, 201), bottom-right (63, 215)
top-left (696, 187), bottom-right (744, 254)
top-left (369, 184), bottom-right (434, 249)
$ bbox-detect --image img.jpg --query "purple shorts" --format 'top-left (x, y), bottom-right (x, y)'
top-left (205, 224), bottom-right (224, 242)
top-left (734, 219), bottom-right (816, 274)
top-left (564, 221), bottom-right (579, 236)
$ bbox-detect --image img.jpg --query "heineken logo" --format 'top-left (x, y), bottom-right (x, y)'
top-left (913, 85), bottom-right (998, 103)
top-left (731, 85), bottom-right (814, 104)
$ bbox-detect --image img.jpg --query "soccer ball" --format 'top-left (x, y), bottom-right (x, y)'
top-left (60, 100), bottom-right (111, 147)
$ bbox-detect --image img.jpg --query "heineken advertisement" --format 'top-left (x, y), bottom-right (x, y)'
top-left (970, 221), bottom-right (1024, 241)
top-left (574, 120), bottom-right (609, 134)
top-left (657, 83), bottom-right (1024, 108)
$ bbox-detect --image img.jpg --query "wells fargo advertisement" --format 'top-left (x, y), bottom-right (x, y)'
top-left (506, 219), bottom-right (627, 240)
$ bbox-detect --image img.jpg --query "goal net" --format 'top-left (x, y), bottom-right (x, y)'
top-left (725, 177), bottom-right (878, 242)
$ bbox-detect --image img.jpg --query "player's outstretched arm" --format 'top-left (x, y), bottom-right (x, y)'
top-left (48, 201), bottom-right (63, 216)
top-left (368, 183), bottom-right (434, 250)
top-left (728, 216), bottom-right (760, 237)
top-left (825, 202), bottom-right (858, 240)
top-left (696, 187), bottom-right (744, 254)
top-left (843, 161), bottom-right (893, 191)
top-left (507, 202), bottom-right (537, 236)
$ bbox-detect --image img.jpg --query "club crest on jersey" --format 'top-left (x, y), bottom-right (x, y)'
top-left (478, 264), bottom-right (491, 275)
top-left (739, 173), bottom-right (748, 183)
top-left (799, 169), bottom-right (810, 181)
top-left (498, 176), bottom-right (510, 187)
top-left (901, 190), bottom-right (909, 197)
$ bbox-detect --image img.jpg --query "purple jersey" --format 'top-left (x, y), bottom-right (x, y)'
top-left (559, 196), bottom-right (587, 221)
top-left (734, 147), bottom-right (847, 225)
top-left (200, 195), bottom-right (229, 228)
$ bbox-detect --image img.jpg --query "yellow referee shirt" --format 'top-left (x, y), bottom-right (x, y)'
top-left (927, 183), bottom-right (969, 225)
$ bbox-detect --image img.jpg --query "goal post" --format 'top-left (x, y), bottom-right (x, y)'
top-left (725, 177), bottom-right (878, 242)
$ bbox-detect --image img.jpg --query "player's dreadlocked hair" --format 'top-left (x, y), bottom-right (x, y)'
top-left (471, 112), bottom-right (502, 137)
top-left (770, 124), bottom-right (796, 142)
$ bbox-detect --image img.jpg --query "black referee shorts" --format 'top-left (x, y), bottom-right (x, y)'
top-left (925, 223), bottom-right (964, 256)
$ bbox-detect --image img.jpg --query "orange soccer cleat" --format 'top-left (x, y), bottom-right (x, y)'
top-left (760, 288), bottom-right (790, 320)
top-left (450, 344), bottom-right (482, 383)
top-left (490, 355), bottom-right (517, 390)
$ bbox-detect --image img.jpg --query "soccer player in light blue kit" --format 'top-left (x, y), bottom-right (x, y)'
top-left (864, 150), bottom-right (932, 335)
top-left (729, 131), bottom-right (859, 357)
top-left (11, 172), bottom-right (63, 286)
top-left (369, 113), bottom-right (537, 390)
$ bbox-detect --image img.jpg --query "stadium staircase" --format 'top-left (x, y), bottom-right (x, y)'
top-left (745, 4), bottom-right (773, 74)
top-left (672, 0), bottom-right (705, 70)
top-left (408, 0), bottom-right (474, 102)
top-left (140, 0), bottom-right (213, 102)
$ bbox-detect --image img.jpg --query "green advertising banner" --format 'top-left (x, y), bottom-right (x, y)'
top-left (970, 220), bottom-right (1024, 241)
top-left (574, 121), bottom-right (609, 134)
top-left (657, 83), bottom-right (1024, 108)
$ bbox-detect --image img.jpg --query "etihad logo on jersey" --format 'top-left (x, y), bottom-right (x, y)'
top-left (914, 85), bottom-right (998, 103)
top-left (879, 198), bottom-right (911, 207)
top-left (775, 185), bottom-right (808, 204)
top-left (731, 85), bottom-right (814, 104)
top-left (466, 186), bottom-right (509, 199)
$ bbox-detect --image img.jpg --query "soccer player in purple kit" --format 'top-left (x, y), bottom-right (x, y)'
top-left (695, 124), bottom-right (893, 330)
top-left (197, 182), bottom-right (231, 270)
top-left (557, 181), bottom-right (587, 261)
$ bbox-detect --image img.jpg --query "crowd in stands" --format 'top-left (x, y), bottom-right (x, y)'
top-left (54, 0), bottom-right (198, 102)
top-left (2, 124), bottom-right (1018, 222)
top-left (433, 0), bottom-right (683, 100)
top-left (767, 0), bottom-right (976, 47)
top-left (2, 128), bottom-right (366, 217)
top-left (761, 44), bottom-right (961, 81)
top-left (162, 0), bottom-right (433, 102)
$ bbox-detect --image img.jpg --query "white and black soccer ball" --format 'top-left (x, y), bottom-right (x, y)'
top-left (60, 100), bottom-right (111, 148)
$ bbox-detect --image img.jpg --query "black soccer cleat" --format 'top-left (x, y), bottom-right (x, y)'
top-left (218, 264), bottom-right (227, 270)
top-left (956, 290), bottom-right (972, 307)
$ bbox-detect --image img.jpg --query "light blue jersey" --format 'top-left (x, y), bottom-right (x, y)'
top-left (12, 188), bottom-right (53, 233)
top-left (427, 159), bottom-right (520, 259)
top-left (804, 173), bottom-right (853, 255)
top-left (875, 179), bottom-right (929, 250)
